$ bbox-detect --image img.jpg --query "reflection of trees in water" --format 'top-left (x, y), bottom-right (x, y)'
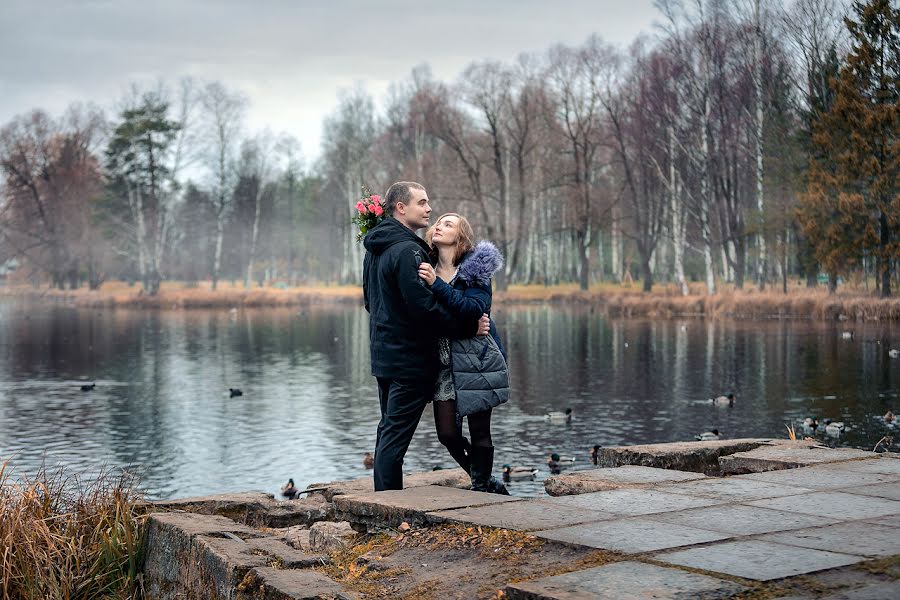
top-left (3, 303), bottom-right (898, 496)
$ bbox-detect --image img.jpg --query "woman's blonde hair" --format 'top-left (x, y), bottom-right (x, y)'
top-left (425, 213), bottom-right (475, 266)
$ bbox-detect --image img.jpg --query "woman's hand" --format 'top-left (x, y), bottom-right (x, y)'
top-left (418, 262), bottom-right (436, 286)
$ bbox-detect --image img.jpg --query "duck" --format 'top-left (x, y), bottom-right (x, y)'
top-left (695, 429), bottom-right (720, 441)
top-left (545, 408), bottom-right (573, 422)
top-left (547, 453), bottom-right (575, 474)
top-left (363, 452), bottom-right (375, 469)
top-left (710, 393), bottom-right (735, 406)
top-left (841, 331), bottom-right (854, 340)
top-left (280, 478), bottom-right (298, 499)
top-left (80, 382), bottom-right (96, 392)
top-left (502, 465), bottom-right (538, 482)
top-left (889, 349), bottom-right (900, 358)
top-left (229, 388), bottom-right (243, 397)
top-left (590, 444), bottom-right (602, 466)
top-left (884, 411), bottom-right (895, 425)
top-left (801, 417), bottom-right (819, 432)
top-left (822, 419), bottom-right (845, 436)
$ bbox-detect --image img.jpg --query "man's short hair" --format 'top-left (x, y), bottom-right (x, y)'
top-left (384, 181), bottom-right (425, 217)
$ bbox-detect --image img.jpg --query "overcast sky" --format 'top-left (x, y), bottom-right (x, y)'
top-left (1, 0), bottom-right (661, 162)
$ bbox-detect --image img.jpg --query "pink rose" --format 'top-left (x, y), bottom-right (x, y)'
top-left (372, 203), bottom-right (384, 216)
top-left (356, 201), bottom-right (366, 213)
top-left (370, 194), bottom-right (381, 204)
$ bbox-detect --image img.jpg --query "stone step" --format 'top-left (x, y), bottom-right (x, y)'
top-left (305, 467), bottom-right (471, 500)
top-left (333, 484), bottom-right (521, 528)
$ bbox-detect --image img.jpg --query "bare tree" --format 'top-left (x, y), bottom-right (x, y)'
top-left (240, 130), bottom-right (277, 287)
top-left (200, 81), bottom-right (247, 290)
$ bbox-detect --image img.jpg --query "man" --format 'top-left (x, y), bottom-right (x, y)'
top-left (363, 181), bottom-right (489, 491)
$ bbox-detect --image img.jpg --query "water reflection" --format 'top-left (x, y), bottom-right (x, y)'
top-left (0, 301), bottom-right (896, 500)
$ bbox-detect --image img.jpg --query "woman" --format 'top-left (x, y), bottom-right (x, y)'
top-left (417, 213), bottom-right (509, 494)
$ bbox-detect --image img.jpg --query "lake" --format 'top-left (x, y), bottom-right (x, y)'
top-left (0, 300), bottom-right (896, 499)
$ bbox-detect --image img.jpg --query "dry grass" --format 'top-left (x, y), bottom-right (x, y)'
top-left (0, 461), bottom-right (147, 600)
top-left (8, 279), bottom-right (900, 320)
top-left (0, 281), bottom-right (362, 309)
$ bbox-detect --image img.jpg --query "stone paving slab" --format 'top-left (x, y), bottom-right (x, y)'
top-left (646, 504), bottom-right (838, 536)
top-left (428, 499), bottom-right (615, 532)
top-left (719, 446), bottom-right (876, 475)
top-left (333, 485), bottom-right (521, 527)
top-left (534, 517), bottom-right (732, 553)
top-left (819, 581), bottom-right (900, 599)
top-left (597, 438), bottom-right (770, 472)
top-left (547, 488), bottom-right (723, 516)
top-left (655, 539), bottom-right (865, 581)
top-left (544, 465), bottom-right (706, 496)
top-left (662, 476), bottom-right (816, 501)
top-left (747, 491), bottom-right (900, 521)
top-left (843, 482), bottom-right (900, 501)
top-left (249, 566), bottom-right (361, 600)
top-left (757, 521), bottom-right (900, 558)
top-left (821, 456), bottom-right (900, 476)
top-left (736, 465), bottom-right (900, 490)
top-left (503, 560), bottom-right (746, 600)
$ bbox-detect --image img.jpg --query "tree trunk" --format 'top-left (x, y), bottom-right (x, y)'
top-left (212, 207), bottom-right (224, 291)
top-left (245, 182), bottom-right (263, 288)
top-left (880, 211), bottom-right (891, 297)
top-left (754, 0), bottom-right (767, 291)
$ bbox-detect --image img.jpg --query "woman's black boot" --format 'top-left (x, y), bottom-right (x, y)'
top-left (470, 446), bottom-right (508, 494)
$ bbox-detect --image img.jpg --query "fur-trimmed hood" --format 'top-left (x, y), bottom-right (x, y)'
top-left (457, 241), bottom-right (504, 286)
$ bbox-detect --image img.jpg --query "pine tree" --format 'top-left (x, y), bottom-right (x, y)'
top-left (798, 0), bottom-right (900, 296)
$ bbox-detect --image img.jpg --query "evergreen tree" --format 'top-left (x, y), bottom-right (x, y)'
top-left (799, 0), bottom-right (900, 296)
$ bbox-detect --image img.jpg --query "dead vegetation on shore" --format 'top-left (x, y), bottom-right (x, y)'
top-left (5, 280), bottom-right (900, 320)
top-left (0, 461), bottom-right (147, 600)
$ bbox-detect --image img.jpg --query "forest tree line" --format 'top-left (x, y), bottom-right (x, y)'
top-left (1, 0), bottom-right (897, 295)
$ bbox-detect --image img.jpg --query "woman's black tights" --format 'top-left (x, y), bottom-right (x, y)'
top-left (434, 401), bottom-right (492, 472)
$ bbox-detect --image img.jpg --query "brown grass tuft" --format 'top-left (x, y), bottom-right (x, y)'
top-left (0, 461), bottom-right (148, 600)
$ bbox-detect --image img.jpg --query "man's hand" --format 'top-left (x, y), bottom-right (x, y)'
top-left (417, 262), bottom-right (436, 286)
top-left (477, 313), bottom-right (490, 336)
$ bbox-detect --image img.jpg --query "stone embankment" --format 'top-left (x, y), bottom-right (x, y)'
top-left (142, 439), bottom-right (900, 599)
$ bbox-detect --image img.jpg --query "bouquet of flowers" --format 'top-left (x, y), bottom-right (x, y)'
top-left (352, 186), bottom-right (385, 242)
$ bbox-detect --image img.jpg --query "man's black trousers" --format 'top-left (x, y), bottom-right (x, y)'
top-left (374, 377), bottom-right (432, 491)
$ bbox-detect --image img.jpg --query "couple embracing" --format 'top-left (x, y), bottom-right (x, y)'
top-left (362, 181), bottom-right (510, 495)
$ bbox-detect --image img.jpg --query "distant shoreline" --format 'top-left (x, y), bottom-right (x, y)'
top-left (2, 281), bottom-right (899, 321)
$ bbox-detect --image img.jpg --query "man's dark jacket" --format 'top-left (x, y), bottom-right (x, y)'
top-left (363, 217), bottom-right (475, 381)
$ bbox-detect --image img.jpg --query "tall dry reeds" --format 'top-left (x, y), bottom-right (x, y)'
top-left (0, 461), bottom-right (147, 600)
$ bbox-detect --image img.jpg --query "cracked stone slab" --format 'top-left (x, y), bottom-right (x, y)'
top-left (646, 504), bottom-right (838, 536)
top-left (866, 514), bottom-right (900, 527)
top-left (503, 561), bottom-right (747, 600)
top-left (333, 485), bottom-right (520, 528)
top-left (662, 476), bottom-right (815, 501)
top-left (655, 539), bottom-right (864, 581)
top-left (428, 499), bottom-right (615, 531)
top-left (596, 438), bottom-right (770, 472)
top-left (245, 537), bottom-right (327, 568)
top-left (736, 465), bottom-right (900, 491)
top-left (546, 488), bottom-right (723, 516)
top-left (757, 521), bottom-right (900, 558)
top-left (533, 516), bottom-right (732, 553)
top-left (544, 465), bottom-right (706, 496)
top-left (719, 446), bottom-right (875, 475)
top-left (747, 491), bottom-right (900, 520)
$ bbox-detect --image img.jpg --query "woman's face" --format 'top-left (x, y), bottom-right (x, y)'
top-left (432, 215), bottom-right (460, 246)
